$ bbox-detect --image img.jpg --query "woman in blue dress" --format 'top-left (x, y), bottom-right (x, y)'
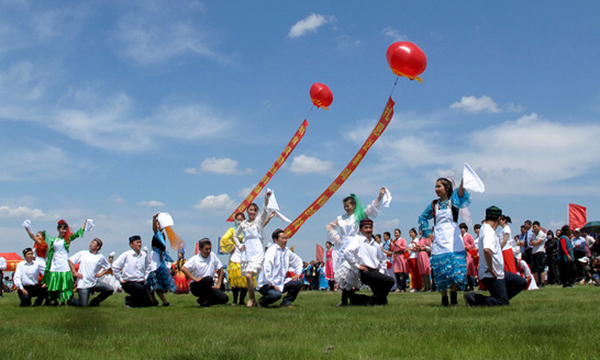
top-left (418, 177), bottom-right (470, 307)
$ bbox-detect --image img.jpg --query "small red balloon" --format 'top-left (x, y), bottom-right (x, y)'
top-left (309, 82), bottom-right (333, 109)
top-left (386, 42), bottom-right (427, 80)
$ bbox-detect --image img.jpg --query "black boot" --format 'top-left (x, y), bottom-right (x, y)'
top-left (450, 291), bottom-right (458, 306)
top-left (441, 295), bottom-right (449, 307)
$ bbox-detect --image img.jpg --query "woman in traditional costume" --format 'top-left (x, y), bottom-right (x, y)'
top-left (417, 230), bottom-right (432, 291)
top-left (499, 215), bottom-right (517, 273)
top-left (233, 192), bottom-right (273, 308)
top-left (221, 212), bottom-right (249, 305)
top-left (459, 223), bottom-right (477, 291)
top-left (324, 241), bottom-right (336, 291)
top-left (23, 220), bottom-right (48, 270)
top-left (172, 250), bottom-right (189, 294)
top-left (326, 187), bottom-right (386, 306)
top-left (418, 178), bottom-right (470, 307)
top-left (43, 219), bottom-right (86, 305)
top-left (407, 229), bottom-right (422, 292)
top-left (147, 213), bottom-right (177, 306)
top-left (391, 228), bottom-right (408, 292)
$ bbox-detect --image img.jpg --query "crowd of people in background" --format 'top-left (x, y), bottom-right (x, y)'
top-left (2, 183), bottom-right (599, 309)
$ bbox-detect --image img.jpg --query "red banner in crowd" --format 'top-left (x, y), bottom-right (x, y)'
top-left (316, 244), bottom-right (324, 263)
top-left (568, 203), bottom-right (587, 230)
top-left (227, 120), bottom-right (309, 221)
top-left (285, 97), bottom-right (395, 238)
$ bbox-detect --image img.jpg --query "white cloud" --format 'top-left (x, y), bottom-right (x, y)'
top-left (336, 35), bottom-right (360, 49)
top-left (290, 154), bottom-right (333, 174)
top-left (115, 13), bottom-right (226, 65)
top-left (194, 157), bottom-right (250, 175)
top-left (288, 13), bottom-right (336, 38)
top-left (381, 27), bottom-right (407, 42)
top-left (450, 95), bottom-right (524, 114)
top-left (194, 194), bottom-right (236, 212)
top-left (139, 200), bottom-right (165, 207)
top-left (109, 194), bottom-right (125, 203)
top-left (450, 95), bottom-right (500, 114)
top-left (238, 186), bottom-right (256, 199)
top-left (0, 145), bottom-right (85, 181)
top-left (0, 206), bottom-right (59, 220)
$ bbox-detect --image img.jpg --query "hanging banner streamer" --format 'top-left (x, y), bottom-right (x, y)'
top-left (285, 97), bottom-right (395, 238)
top-left (226, 119), bottom-right (309, 222)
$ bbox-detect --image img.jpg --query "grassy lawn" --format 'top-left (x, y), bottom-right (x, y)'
top-left (1, 285), bottom-right (599, 359)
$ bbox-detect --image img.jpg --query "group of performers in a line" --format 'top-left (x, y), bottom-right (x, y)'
top-left (12, 175), bottom-right (530, 308)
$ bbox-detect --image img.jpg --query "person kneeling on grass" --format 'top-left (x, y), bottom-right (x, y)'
top-left (112, 235), bottom-right (153, 308)
top-left (344, 218), bottom-right (395, 306)
top-left (464, 206), bottom-right (527, 307)
top-left (181, 238), bottom-right (228, 308)
top-left (257, 229), bottom-right (303, 308)
top-left (68, 238), bottom-right (113, 307)
top-left (14, 248), bottom-right (48, 307)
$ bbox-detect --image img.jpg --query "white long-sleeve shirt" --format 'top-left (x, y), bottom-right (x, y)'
top-left (112, 250), bottom-right (151, 282)
top-left (69, 251), bottom-right (111, 289)
top-left (0, 256), bottom-right (6, 271)
top-left (13, 260), bottom-right (45, 290)
top-left (183, 253), bottom-right (223, 279)
top-left (344, 234), bottom-right (386, 273)
top-left (258, 244), bottom-right (303, 290)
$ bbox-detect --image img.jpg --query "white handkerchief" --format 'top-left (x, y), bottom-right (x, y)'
top-left (463, 163), bottom-right (485, 193)
top-left (22, 219), bottom-right (32, 230)
top-left (85, 219), bottom-right (95, 232)
top-left (381, 187), bottom-right (392, 208)
top-left (266, 189), bottom-right (291, 223)
top-left (157, 213), bottom-right (174, 228)
top-left (265, 188), bottom-right (280, 211)
top-left (274, 210), bottom-right (292, 223)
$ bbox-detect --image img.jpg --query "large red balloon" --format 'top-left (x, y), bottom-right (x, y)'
top-left (386, 42), bottom-right (427, 80)
top-left (309, 83), bottom-right (333, 109)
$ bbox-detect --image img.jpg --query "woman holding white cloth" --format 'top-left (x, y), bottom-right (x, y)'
top-left (233, 191), bottom-right (274, 308)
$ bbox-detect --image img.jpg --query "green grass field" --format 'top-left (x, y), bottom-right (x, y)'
top-left (1, 285), bottom-right (599, 359)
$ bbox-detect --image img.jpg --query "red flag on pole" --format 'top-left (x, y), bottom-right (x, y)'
top-left (316, 244), bottom-right (324, 263)
top-left (569, 203), bottom-right (587, 230)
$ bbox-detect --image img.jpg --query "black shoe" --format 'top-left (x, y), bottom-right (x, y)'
top-left (441, 296), bottom-right (449, 307)
top-left (450, 292), bottom-right (458, 306)
top-left (463, 292), bottom-right (476, 307)
top-left (89, 301), bottom-right (100, 307)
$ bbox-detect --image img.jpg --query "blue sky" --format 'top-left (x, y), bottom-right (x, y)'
top-left (1, 1), bottom-right (600, 262)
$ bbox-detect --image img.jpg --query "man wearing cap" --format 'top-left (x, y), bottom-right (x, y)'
top-left (112, 235), bottom-right (153, 307)
top-left (182, 238), bottom-right (229, 307)
top-left (344, 218), bottom-right (395, 306)
top-left (257, 229), bottom-right (303, 308)
top-left (464, 206), bottom-right (527, 306)
top-left (68, 238), bottom-right (113, 307)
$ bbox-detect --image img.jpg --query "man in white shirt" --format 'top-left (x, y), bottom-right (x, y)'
top-left (14, 247), bottom-right (48, 306)
top-left (344, 219), bottom-right (395, 306)
top-left (112, 235), bottom-right (153, 308)
top-left (0, 254), bottom-right (6, 297)
top-left (182, 238), bottom-right (229, 307)
top-left (464, 206), bottom-right (527, 306)
top-left (257, 229), bottom-right (303, 308)
top-left (530, 221), bottom-right (546, 287)
top-left (68, 238), bottom-right (113, 307)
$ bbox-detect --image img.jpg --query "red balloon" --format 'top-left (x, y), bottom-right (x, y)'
top-left (309, 83), bottom-right (333, 109)
top-left (386, 42), bottom-right (427, 79)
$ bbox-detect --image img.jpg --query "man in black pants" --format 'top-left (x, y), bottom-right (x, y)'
top-left (112, 235), bottom-right (153, 308)
top-left (182, 238), bottom-right (229, 308)
top-left (344, 218), bottom-right (395, 306)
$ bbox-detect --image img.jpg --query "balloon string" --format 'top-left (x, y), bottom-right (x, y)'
top-left (305, 105), bottom-right (314, 120)
top-left (389, 76), bottom-right (399, 98)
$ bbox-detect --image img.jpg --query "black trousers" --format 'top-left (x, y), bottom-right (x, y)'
top-left (559, 260), bottom-right (575, 287)
top-left (351, 268), bottom-right (395, 306)
top-left (122, 281), bottom-right (153, 307)
top-left (190, 277), bottom-right (229, 307)
top-left (18, 285), bottom-right (48, 307)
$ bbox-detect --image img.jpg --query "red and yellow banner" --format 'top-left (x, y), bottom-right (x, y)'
top-left (285, 97), bottom-right (395, 237)
top-left (227, 119), bottom-right (309, 222)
